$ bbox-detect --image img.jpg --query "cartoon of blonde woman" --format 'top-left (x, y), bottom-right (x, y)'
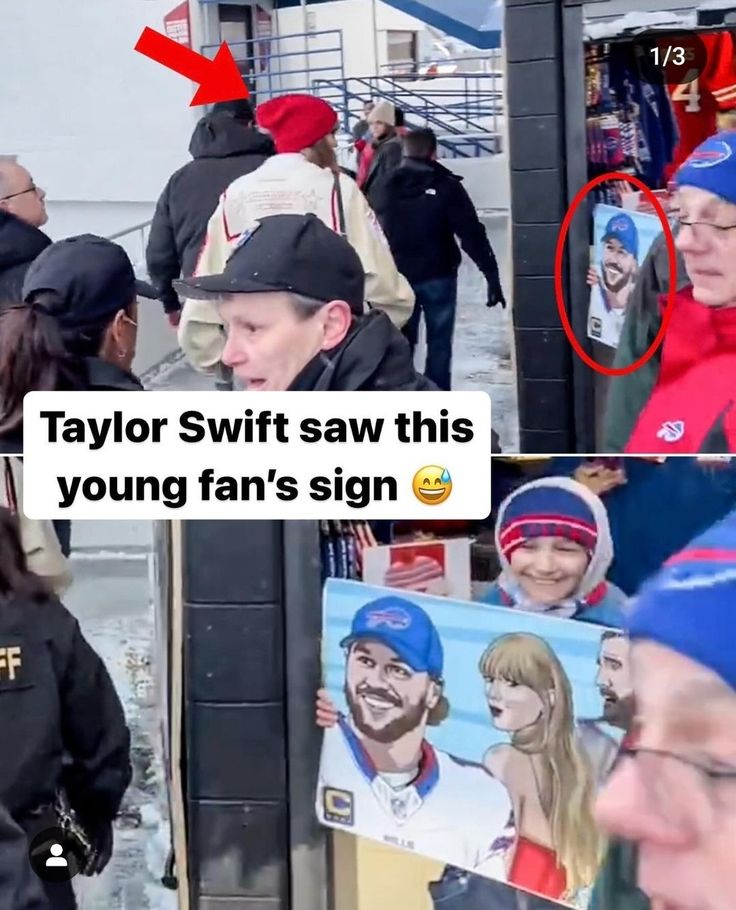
top-left (479, 633), bottom-right (604, 905)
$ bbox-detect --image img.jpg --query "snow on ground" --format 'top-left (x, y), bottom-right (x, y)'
top-left (63, 525), bottom-right (176, 910)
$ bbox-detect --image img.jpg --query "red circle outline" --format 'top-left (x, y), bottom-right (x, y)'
top-left (554, 171), bottom-right (677, 377)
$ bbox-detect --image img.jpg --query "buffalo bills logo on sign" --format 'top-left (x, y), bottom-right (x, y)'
top-left (323, 788), bottom-right (354, 826)
top-left (611, 218), bottom-right (630, 233)
top-left (688, 141), bottom-right (733, 169)
top-left (656, 421), bottom-right (685, 443)
top-left (366, 607), bottom-right (411, 630)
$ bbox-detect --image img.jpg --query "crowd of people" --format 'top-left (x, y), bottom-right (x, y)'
top-left (1, 84), bottom-right (736, 910)
top-left (0, 91), bottom-right (506, 460)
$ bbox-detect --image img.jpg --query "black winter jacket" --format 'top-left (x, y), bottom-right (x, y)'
top-left (0, 591), bottom-right (131, 825)
top-left (363, 133), bottom-right (404, 212)
top-left (145, 113), bottom-right (275, 313)
top-left (372, 158), bottom-right (500, 286)
top-left (0, 357), bottom-right (143, 455)
top-left (0, 212), bottom-right (50, 306)
top-left (289, 310), bottom-right (437, 391)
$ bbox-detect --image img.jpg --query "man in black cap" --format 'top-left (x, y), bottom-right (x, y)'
top-left (175, 213), bottom-right (435, 392)
top-left (146, 97), bottom-right (274, 326)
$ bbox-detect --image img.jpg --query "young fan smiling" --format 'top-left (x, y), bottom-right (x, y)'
top-left (481, 477), bottom-right (626, 628)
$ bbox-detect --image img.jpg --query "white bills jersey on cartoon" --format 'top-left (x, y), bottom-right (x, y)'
top-left (316, 717), bottom-right (513, 876)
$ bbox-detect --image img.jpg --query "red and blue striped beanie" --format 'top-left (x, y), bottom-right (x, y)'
top-left (499, 485), bottom-right (598, 562)
top-left (628, 511), bottom-right (736, 691)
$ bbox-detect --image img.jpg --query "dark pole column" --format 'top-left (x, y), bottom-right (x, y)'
top-left (181, 519), bottom-right (328, 910)
top-left (182, 521), bottom-right (287, 909)
top-left (506, 0), bottom-right (594, 451)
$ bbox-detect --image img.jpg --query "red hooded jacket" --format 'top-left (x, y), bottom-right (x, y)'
top-left (626, 287), bottom-right (736, 453)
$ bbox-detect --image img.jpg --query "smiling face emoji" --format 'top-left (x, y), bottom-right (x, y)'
top-left (412, 466), bottom-right (452, 505)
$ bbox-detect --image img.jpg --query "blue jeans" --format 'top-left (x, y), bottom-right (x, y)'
top-left (403, 276), bottom-right (458, 391)
top-left (52, 519), bottom-right (72, 557)
top-left (429, 868), bottom-right (559, 910)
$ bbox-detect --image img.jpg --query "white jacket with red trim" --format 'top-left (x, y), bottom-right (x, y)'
top-left (177, 153), bottom-right (415, 373)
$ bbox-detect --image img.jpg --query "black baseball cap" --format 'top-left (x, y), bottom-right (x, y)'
top-left (174, 213), bottom-right (366, 315)
top-left (22, 234), bottom-right (158, 332)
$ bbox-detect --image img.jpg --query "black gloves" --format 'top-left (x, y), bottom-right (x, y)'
top-left (80, 818), bottom-right (114, 876)
top-left (487, 280), bottom-right (507, 309)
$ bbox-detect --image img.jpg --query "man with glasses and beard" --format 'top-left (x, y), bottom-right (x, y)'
top-left (600, 215), bottom-right (640, 314)
top-left (316, 596), bottom-right (513, 876)
top-left (579, 630), bottom-right (635, 787)
top-left (0, 160), bottom-right (50, 303)
top-left (587, 212), bottom-right (640, 349)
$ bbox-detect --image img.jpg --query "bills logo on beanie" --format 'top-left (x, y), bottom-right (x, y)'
top-left (628, 510), bottom-right (736, 691)
top-left (499, 486), bottom-right (598, 562)
top-left (676, 131), bottom-right (736, 203)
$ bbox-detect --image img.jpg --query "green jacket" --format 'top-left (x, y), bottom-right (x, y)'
top-left (602, 230), bottom-right (690, 452)
top-left (590, 841), bottom-right (651, 910)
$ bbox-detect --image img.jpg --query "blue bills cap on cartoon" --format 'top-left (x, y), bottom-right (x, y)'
top-left (340, 596), bottom-right (444, 678)
top-left (602, 212), bottom-right (639, 259)
top-left (174, 212), bottom-right (366, 315)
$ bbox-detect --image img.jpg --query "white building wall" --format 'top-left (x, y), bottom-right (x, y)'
top-left (2, 0), bottom-right (201, 239)
top-left (275, 0), bottom-right (428, 80)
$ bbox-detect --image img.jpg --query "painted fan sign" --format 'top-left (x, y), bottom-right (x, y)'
top-left (316, 579), bottom-right (632, 908)
top-left (588, 203), bottom-right (662, 349)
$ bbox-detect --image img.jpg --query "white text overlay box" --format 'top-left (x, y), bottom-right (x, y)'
top-left (22, 391), bottom-right (492, 520)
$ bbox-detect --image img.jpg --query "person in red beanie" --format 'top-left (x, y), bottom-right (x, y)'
top-left (178, 93), bottom-right (414, 376)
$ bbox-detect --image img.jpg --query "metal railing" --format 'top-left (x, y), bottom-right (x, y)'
top-left (380, 51), bottom-right (504, 78)
top-left (201, 29), bottom-right (501, 158)
top-left (315, 75), bottom-right (502, 157)
top-left (365, 73), bottom-right (501, 130)
top-left (107, 220), bottom-right (152, 278)
top-left (201, 29), bottom-right (346, 106)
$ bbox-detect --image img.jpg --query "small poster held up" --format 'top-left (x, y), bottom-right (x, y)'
top-left (587, 204), bottom-right (661, 349)
top-left (361, 538), bottom-right (472, 600)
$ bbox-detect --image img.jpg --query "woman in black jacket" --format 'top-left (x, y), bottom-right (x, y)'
top-left (0, 234), bottom-right (156, 454)
top-left (0, 506), bottom-right (132, 909)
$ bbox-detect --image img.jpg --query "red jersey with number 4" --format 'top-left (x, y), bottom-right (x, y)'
top-left (665, 31), bottom-right (736, 179)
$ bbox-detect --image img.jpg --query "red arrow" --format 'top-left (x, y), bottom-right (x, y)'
top-left (134, 27), bottom-right (249, 107)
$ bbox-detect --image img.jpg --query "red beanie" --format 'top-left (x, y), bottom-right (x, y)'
top-left (256, 94), bottom-right (338, 153)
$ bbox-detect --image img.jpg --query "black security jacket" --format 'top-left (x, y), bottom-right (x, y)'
top-left (0, 590), bottom-right (131, 825)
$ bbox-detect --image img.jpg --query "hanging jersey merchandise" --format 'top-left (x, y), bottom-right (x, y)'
top-left (626, 42), bottom-right (678, 188)
top-left (665, 31), bottom-right (736, 179)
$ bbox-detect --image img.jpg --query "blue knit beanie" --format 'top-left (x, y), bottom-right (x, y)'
top-left (628, 511), bottom-right (736, 690)
top-left (499, 485), bottom-right (598, 561)
top-left (676, 131), bottom-right (736, 205)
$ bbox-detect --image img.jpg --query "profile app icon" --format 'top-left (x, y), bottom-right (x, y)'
top-left (28, 827), bottom-right (83, 883)
top-left (46, 843), bottom-right (67, 867)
